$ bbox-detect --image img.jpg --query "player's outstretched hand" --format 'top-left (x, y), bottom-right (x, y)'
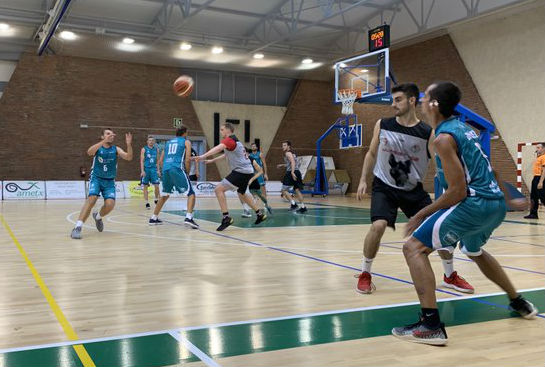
top-left (125, 132), bottom-right (132, 145)
top-left (140, 171), bottom-right (146, 177)
top-left (356, 181), bottom-right (367, 200)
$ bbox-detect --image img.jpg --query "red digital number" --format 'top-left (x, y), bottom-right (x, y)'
top-left (375, 38), bottom-right (383, 48)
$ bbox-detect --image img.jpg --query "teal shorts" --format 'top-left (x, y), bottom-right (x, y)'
top-left (162, 168), bottom-right (194, 196)
top-left (142, 167), bottom-right (160, 185)
top-left (88, 176), bottom-right (116, 200)
top-left (257, 175), bottom-right (266, 186)
top-left (413, 196), bottom-right (506, 256)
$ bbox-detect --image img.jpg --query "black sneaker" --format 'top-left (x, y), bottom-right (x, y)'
top-left (217, 216), bottom-right (234, 231)
top-left (92, 212), bottom-right (104, 232)
top-left (70, 227), bottom-right (82, 239)
top-left (154, 199), bottom-right (158, 204)
top-left (296, 206), bottom-right (307, 214)
top-left (149, 218), bottom-right (163, 225)
top-left (184, 218), bottom-right (199, 229)
top-left (254, 211), bottom-right (267, 225)
top-left (145, 203), bottom-right (151, 209)
top-left (289, 203), bottom-right (298, 211)
top-left (523, 214), bottom-right (538, 219)
top-left (509, 296), bottom-right (538, 319)
top-left (392, 316), bottom-right (448, 346)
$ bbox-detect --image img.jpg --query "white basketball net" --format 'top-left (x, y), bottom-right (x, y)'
top-left (337, 89), bottom-right (358, 115)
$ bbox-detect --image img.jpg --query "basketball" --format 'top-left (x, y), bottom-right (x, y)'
top-left (173, 75), bottom-right (194, 97)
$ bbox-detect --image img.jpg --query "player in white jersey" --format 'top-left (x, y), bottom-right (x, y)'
top-left (195, 123), bottom-right (267, 231)
top-left (355, 83), bottom-right (473, 294)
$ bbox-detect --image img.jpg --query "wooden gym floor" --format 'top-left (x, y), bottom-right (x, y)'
top-left (0, 196), bottom-right (543, 367)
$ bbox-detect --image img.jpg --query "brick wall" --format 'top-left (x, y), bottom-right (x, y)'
top-left (270, 34), bottom-right (519, 193)
top-left (0, 53), bottom-right (221, 181)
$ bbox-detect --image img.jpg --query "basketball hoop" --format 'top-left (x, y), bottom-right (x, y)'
top-left (337, 89), bottom-right (360, 115)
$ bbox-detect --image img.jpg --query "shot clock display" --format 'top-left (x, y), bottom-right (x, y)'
top-left (368, 24), bottom-right (390, 52)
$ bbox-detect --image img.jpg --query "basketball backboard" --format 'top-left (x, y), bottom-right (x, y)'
top-left (334, 48), bottom-right (390, 104)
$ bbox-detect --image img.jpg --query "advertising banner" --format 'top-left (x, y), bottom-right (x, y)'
top-left (46, 181), bottom-right (86, 199)
top-left (2, 181), bottom-right (46, 200)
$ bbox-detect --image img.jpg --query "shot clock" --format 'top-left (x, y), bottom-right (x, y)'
top-left (368, 24), bottom-right (390, 52)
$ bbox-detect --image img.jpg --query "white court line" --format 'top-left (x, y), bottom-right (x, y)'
top-left (169, 331), bottom-right (223, 367)
top-left (66, 212), bottom-right (545, 257)
top-left (2, 286), bottom-right (543, 354)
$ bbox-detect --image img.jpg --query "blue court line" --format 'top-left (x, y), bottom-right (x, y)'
top-left (120, 208), bottom-right (544, 318)
top-left (380, 243), bottom-right (545, 276)
top-left (503, 219), bottom-right (544, 226)
top-left (490, 237), bottom-right (545, 248)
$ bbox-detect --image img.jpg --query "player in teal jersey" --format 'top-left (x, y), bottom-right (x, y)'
top-left (150, 126), bottom-right (199, 228)
top-left (249, 142), bottom-right (270, 208)
top-left (140, 137), bottom-right (161, 209)
top-left (392, 82), bottom-right (537, 346)
top-left (71, 129), bottom-right (133, 239)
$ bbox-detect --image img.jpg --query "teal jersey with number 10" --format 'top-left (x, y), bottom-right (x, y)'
top-left (91, 145), bottom-right (118, 179)
top-left (163, 137), bottom-right (187, 171)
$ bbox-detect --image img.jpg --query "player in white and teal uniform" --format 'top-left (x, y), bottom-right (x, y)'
top-left (392, 81), bottom-right (537, 346)
top-left (71, 129), bottom-right (133, 239)
top-left (140, 137), bottom-right (161, 209)
top-left (150, 126), bottom-right (199, 228)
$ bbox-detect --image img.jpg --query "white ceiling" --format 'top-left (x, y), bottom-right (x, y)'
top-left (0, 0), bottom-right (537, 79)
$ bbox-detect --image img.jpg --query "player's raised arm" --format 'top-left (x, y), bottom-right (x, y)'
top-left (117, 133), bottom-right (133, 161)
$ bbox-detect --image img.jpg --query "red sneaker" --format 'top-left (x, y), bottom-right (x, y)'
top-left (356, 271), bottom-right (376, 294)
top-left (443, 271), bottom-right (474, 293)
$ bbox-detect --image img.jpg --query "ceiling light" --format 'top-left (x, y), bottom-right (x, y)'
top-left (360, 69), bottom-right (368, 73)
top-left (180, 42), bottom-right (192, 50)
top-left (253, 53), bottom-right (264, 59)
top-left (122, 37), bottom-right (134, 44)
top-left (211, 46), bottom-right (223, 54)
top-left (59, 30), bottom-right (77, 40)
top-left (0, 23), bottom-right (10, 31)
top-left (301, 58), bottom-right (313, 64)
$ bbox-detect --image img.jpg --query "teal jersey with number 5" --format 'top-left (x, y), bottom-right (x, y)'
top-left (91, 145), bottom-right (118, 179)
top-left (435, 117), bottom-right (503, 199)
top-left (163, 137), bottom-right (187, 171)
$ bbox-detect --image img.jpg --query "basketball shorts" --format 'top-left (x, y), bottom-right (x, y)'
top-left (249, 178), bottom-right (261, 191)
top-left (413, 196), bottom-right (506, 256)
top-left (371, 177), bottom-right (432, 229)
top-left (221, 171), bottom-right (254, 194)
top-left (162, 168), bottom-right (194, 196)
top-left (88, 176), bottom-right (116, 200)
top-left (142, 167), bottom-right (160, 185)
top-left (282, 170), bottom-right (304, 191)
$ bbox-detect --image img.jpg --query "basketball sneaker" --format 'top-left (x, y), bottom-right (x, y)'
top-left (145, 203), bottom-right (151, 210)
top-left (509, 296), bottom-right (538, 319)
top-left (154, 199), bottom-right (158, 205)
top-left (184, 218), bottom-right (199, 229)
top-left (217, 216), bottom-right (234, 231)
top-left (70, 227), bottom-right (82, 239)
top-left (289, 203), bottom-right (298, 211)
top-left (241, 210), bottom-right (252, 218)
top-left (356, 271), bottom-right (376, 294)
top-left (92, 212), bottom-right (104, 232)
top-left (296, 206), bottom-right (307, 214)
top-left (523, 214), bottom-right (538, 219)
top-left (392, 316), bottom-right (448, 346)
top-left (148, 218), bottom-right (163, 225)
top-left (443, 271), bottom-right (474, 293)
top-left (254, 211), bottom-right (267, 225)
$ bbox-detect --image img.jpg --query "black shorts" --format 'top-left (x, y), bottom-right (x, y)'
top-left (371, 177), bottom-right (432, 229)
top-left (223, 171), bottom-right (254, 194)
top-left (282, 170), bottom-right (304, 190)
top-left (249, 178), bottom-right (261, 191)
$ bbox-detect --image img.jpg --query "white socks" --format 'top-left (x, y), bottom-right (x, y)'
top-left (186, 212), bottom-right (193, 220)
top-left (75, 220), bottom-right (83, 228)
top-left (362, 257), bottom-right (374, 273)
top-left (151, 214), bottom-right (158, 220)
top-left (290, 200), bottom-right (296, 205)
top-left (442, 259), bottom-right (454, 277)
top-left (299, 203), bottom-right (306, 208)
top-left (95, 212), bottom-right (102, 220)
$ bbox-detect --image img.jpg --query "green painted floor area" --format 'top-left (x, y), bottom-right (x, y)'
top-left (165, 206), bottom-right (409, 228)
top-left (2, 290), bottom-right (543, 367)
